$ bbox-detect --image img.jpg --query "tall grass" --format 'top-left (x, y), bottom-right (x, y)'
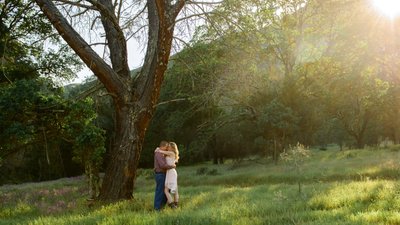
top-left (2, 148), bottom-right (400, 224)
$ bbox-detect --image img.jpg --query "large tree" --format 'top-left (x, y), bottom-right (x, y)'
top-left (33, 0), bottom-right (215, 201)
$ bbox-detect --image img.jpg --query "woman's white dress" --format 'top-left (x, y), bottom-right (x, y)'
top-left (165, 153), bottom-right (178, 193)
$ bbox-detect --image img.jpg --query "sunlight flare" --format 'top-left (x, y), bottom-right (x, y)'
top-left (372, 0), bottom-right (400, 18)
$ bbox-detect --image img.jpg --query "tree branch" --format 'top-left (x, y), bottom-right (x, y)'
top-left (121, 4), bottom-right (147, 30)
top-left (187, 0), bottom-right (223, 5)
top-left (89, 42), bottom-right (108, 47)
top-left (54, 0), bottom-right (96, 10)
top-left (174, 11), bottom-right (212, 24)
top-left (75, 82), bottom-right (105, 100)
top-left (116, 0), bottom-right (123, 22)
top-left (171, 0), bottom-right (188, 19)
top-left (71, 7), bottom-right (90, 17)
top-left (95, 0), bottom-right (130, 77)
top-left (154, 98), bottom-right (189, 108)
top-left (126, 24), bottom-right (147, 41)
top-left (86, 0), bottom-right (124, 35)
top-left (34, 0), bottom-right (124, 96)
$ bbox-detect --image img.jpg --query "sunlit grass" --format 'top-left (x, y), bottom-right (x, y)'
top-left (309, 180), bottom-right (400, 224)
top-left (2, 147), bottom-right (400, 224)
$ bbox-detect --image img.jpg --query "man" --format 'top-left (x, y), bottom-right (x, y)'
top-left (154, 140), bottom-right (176, 210)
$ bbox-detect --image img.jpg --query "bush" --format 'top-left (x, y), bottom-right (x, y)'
top-left (136, 169), bottom-right (154, 180)
top-left (388, 145), bottom-right (400, 152)
top-left (196, 167), bottom-right (208, 175)
top-left (207, 169), bottom-right (219, 176)
top-left (195, 167), bottom-right (219, 176)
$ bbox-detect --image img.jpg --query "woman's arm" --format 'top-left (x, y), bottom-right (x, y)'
top-left (155, 149), bottom-right (175, 156)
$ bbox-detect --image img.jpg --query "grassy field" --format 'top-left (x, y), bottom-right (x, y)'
top-left (2, 146), bottom-right (400, 225)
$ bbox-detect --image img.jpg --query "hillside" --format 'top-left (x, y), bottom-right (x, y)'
top-left (2, 147), bottom-right (400, 225)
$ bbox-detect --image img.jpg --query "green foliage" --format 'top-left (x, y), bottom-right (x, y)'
top-left (63, 98), bottom-right (105, 198)
top-left (143, 41), bottom-right (231, 166)
top-left (143, 0), bottom-right (328, 165)
top-left (310, 57), bottom-right (390, 148)
top-left (0, 0), bottom-right (97, 188)
top-left (259, 99), bottom-right (299, 137)
top-left (0, 79), bottom-right (65, 152)
top-left (0, 0), bottom-right (81, 83)
top-left (195, 167), bottom-right (208, 175)
top-left (195, 167), bottom-right (219, 176)
top-left (0, 78), bottom-right (105, 187)
top-left (64, 98), bottom-right (98, 135)
top-left (73, 126), bottom-right (105, 165)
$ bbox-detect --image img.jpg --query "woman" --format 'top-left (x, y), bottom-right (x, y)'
top-left (155, 142), bottom-right (179, 208)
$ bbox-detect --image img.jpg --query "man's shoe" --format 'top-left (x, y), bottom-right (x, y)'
top-left (174, 202), bottom-right (179, 208)
top-left (168, 202), bottom-right (177, 209)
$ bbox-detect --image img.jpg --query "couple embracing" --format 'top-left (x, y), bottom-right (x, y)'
top-left (153, 141), bottom-right (180, 210)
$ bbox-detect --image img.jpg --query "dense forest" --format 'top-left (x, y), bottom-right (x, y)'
top-left (1, 0), bottom-right (400, 197)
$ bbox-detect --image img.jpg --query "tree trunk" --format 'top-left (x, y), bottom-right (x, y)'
top-left (355, 135), bottom-right (364, 149)
top-left (219, 156), bottom-right (224, 164)
top-left (86, 163), bottom-right (100, 200)
top-left (273, 138), bottom-right (278, 164)
top-left (210, 134), bottom-right (219, 165)
top-left (99, 103), bottom-right (142, 200)
top-left (213, 155), bottom-right (218, 164)
top-left (390, 128), bottom-right (397, 144)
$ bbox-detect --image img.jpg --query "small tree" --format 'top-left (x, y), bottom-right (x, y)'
top-left (64, 98), bottom-right (106, 200)
top-left (258, 99), bottom-right (299, 164)
top-left (72, 126), bottom-right (105, 200)
top-left (280, 143), bottom-right (311, 194)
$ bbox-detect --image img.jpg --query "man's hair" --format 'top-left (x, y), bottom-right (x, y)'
top-left (159, 140), bottom-right (169, 147)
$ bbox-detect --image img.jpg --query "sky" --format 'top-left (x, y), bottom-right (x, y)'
top-left (66, 38), bottom-right (144, 85)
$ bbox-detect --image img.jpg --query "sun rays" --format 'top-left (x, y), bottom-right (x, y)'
top-left (372, 0), bottom-right (400, 19)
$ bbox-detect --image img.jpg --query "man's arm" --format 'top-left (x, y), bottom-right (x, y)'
top-left (155, 152), bottom-right (175, 169)
top-left (155, 149), bottom-right (175, 156)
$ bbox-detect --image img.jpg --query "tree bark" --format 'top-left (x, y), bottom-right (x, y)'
top-left (355, 135), bottom-right (364, 149)
top-left (99, 103), bottom-right (136, 199)
top-left (35, 0), bottom-right (186, 201)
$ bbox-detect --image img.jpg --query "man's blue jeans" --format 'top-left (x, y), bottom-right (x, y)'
top-left (154, 173), bottom-right (167, 210)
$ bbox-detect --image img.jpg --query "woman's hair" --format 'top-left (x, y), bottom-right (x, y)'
top-left (169, 142), bottom-right (180, 162)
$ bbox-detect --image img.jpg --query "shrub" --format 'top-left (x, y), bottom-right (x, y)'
top-left (207, 169), bottom-right (219, 176)
top-left (195, 167), bottom-right (219, 176)
top-left (280, 143), bottom-right (311, 194)
top-left (136, 169), bottom-right (154, 180)
top-left (196, 167), bottom-right (208, 175)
